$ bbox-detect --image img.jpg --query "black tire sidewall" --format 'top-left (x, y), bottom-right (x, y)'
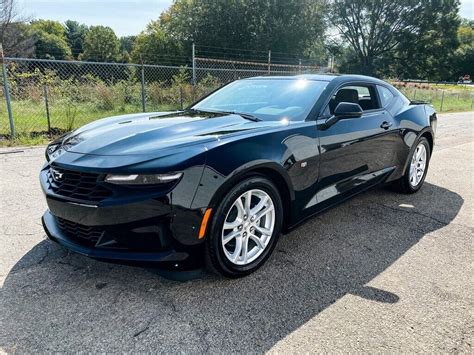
top-left (404, 137), bottom-right (431, 193)
top-left (207, 176), bottom-right (283, 277)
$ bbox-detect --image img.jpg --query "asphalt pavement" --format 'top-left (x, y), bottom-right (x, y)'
top-left (0, 112), bottom-right (472, 353)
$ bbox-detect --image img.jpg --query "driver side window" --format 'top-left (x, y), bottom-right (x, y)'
top-left (328, 85), bottom-right (380, 115)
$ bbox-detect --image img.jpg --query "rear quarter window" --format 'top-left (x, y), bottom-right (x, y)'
top-left (377, 85), bottom-right (395, 107)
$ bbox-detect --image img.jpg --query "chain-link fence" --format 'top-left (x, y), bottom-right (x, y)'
top-left (0, 57), bottom-right (324, 138)
top-left (1, 57), bottom-right (473, 139)
top-left (194, 57), bottom-right (323, 81)
top-left (392, 82), bottom-right (474, 112)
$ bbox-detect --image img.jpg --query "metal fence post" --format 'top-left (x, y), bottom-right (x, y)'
top-left (440, 90), bottom-right (445, 112)
top-left (1, 59), bottom-right (15, 138)
top-left (192, 43), bottom-right (196, 86)
top-left (140, 64), bottom-right (146, 112)
top-left (43, 85), bottom-right (51, 133)
top-left (180, 86), bottom-right (183, 110)
top-left (413, 88), bottom-right (417, 100)
top-left (267, 50), bottom-right (271, 74)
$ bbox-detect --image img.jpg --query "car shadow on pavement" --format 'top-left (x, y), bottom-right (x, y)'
top-left (0, 182), bottom-right (463, 352)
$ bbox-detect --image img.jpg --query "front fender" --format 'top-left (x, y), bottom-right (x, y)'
top-left (191, 160), bottom-right (295, 210)
top-left (189, 121), bottom-right (320, 233)
top-left (190, 126), bottom-right (318, 209)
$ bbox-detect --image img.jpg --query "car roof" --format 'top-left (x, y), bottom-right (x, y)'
top-left (247, 74), bottom-right (388, 85)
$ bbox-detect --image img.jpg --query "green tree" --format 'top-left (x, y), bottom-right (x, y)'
top-left (30, 19), bottom-right (71, 59)
top-left (1, 0), bottom-right (35, 56)
top-left (65, 20), bottom-right (89, 59)
top-left (31, 19), bottom-right (65, 37)
top-left (131, 21), bottom-right (183, 64)
top-left (453, 18), bottom-right (474, 78)
top-left (120, 35), bottom-right (135, 53)
top-left (80, 25), bottom-right (120, 62)
top-left (1, 22), bottom-right (35, 57)
top-left (119, 35), bottom-right (136, 62)
top-left (330, 0), bottom-right (461, 80)
top-left (330, 0), bottom-right (426, 75)
top-left (158, 0), bottom-right (327, 58)
top-left (457, 18), bottom-right (474, 46)
top-left (389, 0), bottom-right (461, 80)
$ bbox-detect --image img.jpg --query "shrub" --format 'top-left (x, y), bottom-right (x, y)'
top-left (148, 82), bottom-right (165, 106)
top-left (195, 73), bottom-right (222, 99)
top-left (95, 83), bottom-right (115, 110)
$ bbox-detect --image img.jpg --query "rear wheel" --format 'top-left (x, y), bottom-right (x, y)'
top-left (206, 176), bottom-right (283, 277)
top-left (394, 137), bottom-right (431, 193)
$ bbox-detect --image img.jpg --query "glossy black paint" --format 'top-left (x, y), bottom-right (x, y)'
top-left (40, 74), bottom-right (436, 269)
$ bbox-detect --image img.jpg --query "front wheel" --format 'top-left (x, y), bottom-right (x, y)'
top-left (205, 176), bottom-right (283, 277)
top-left (393, 137), bottom-right (431, 193)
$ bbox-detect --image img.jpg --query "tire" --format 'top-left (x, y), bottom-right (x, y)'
top-left (393, 137), bottom-right (431, 194)
top-left (205, 176), bottom-right (283, 278)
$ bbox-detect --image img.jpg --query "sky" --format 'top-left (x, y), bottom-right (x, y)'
top-left (461, 0), bottom-right (474, 19)
top-left (20, 0), bottom-right (174, 37)
top-left (19, 0), bottom-right (474, 37)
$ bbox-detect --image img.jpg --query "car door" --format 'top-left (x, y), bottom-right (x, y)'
top-left (308, 83), bottom-right (397, 210)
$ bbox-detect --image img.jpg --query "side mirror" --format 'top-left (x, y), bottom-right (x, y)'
top-left (334, 102), bottom-right (363, 119)
top-left (322, 102), bottom-right (363, 129)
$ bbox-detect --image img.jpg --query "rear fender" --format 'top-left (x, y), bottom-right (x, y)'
top-left (386, 104), bottom-right (435, 182)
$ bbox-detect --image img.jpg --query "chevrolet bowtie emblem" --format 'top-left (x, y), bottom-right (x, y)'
top-left (50, 168), bottom-right (64, 181)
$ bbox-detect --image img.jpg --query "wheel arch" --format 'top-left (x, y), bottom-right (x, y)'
top-left (421, 130), bottom-right (434, 153)
top-left (208, 161), bottom-right (294, 230)
top-left (401, 128), bottom-right (434, 176)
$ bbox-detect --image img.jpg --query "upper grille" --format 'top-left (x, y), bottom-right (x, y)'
top-left (46, 166), bottom-right (113, 203)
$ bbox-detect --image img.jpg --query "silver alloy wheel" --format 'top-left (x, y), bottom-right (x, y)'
top-left (409, 143), bottom-right (427, 187)
top-left (221, 189), bottom-right (276, 265)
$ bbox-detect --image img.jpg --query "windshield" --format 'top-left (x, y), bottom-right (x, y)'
top-left (192, 78), bottom-right (328, 121)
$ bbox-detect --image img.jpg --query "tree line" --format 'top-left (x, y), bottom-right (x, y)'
top-left (1, 0), bottom-right (473, 81)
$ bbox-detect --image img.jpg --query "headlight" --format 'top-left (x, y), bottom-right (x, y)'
top-left (46, 143), bottom-right (64, 161)
top-left (105, 172), bottom-right (183, 185)
top-left (46, 132), bottom-right (74, 161)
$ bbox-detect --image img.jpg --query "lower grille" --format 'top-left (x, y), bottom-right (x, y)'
top-left (57, 217), bottom-right (105, 246)
top-left (46, 166), bottom-right (113, 203)
top-left (55, 217), bottom-right (170, 251)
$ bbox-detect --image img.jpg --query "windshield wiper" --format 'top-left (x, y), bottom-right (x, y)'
top-left (225, 111), bottom-right (261, 122)
top-left (187, 108), bottom-right (261, 122)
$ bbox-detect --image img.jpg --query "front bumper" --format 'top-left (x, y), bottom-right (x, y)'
top-left (40, 164), bottom-right (207, 269)
top-left (42, 210), bottom-right (204, 269)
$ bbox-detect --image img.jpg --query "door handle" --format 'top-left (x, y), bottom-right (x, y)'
top-left (380, 121), bottom-right (392, 130)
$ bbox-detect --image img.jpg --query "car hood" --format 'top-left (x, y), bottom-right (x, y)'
top-left (63, 111), bottom-right (284, 156)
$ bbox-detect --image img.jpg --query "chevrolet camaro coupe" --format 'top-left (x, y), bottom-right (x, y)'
top-left (41, 74), bottom-right (436, 277)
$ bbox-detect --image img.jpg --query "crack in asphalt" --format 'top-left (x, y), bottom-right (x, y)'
top-left (133, 324), bottom-right (151, 338)
top-left (37, 245), bottom-right (50, 265)
top-left (131, 293), bottom-right (180, 340)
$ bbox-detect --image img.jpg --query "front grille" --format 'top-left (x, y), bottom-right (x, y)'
top-left (46, 166), bottom-right (113, 202)
top-left (57, 217), bottom-right (105, 246)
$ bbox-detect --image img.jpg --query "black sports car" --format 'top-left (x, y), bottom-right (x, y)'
top-left (41, 74), bottom-right (436, 277)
